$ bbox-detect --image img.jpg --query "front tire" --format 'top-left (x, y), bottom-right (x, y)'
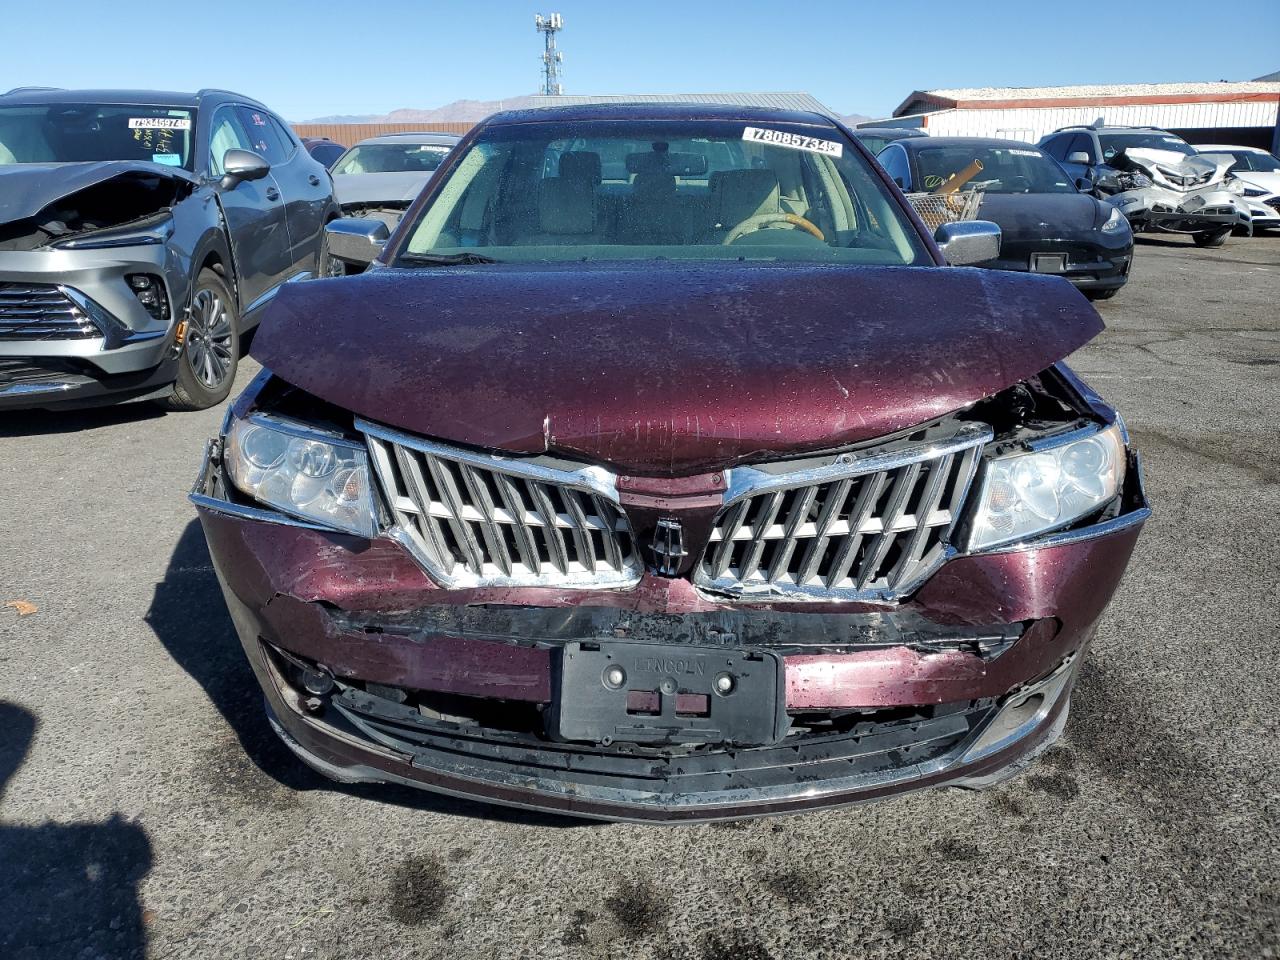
top-left (317, 233), bottom-right (349, 278)
top-left (164, 268), bottom-right (239, 411)
top-left (1085, 287), bottom-right (1120, 301)
top-left (1192, 229), bottom-right (1229, 248)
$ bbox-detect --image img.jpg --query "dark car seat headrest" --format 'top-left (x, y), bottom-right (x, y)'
top-left (539, 178), bottom-right (596, 235)
top-left (710, 169), bottom-right (781, 228)
top-left (559, 151), bottom-right (602, 184)
top-left (631, 172), bottom-right (676, 200)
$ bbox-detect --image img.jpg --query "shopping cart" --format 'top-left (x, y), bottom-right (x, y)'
top-left (903, 190), bottom-right (984, 232)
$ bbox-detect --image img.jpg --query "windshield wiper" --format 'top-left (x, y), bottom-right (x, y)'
top-left (400, 251), bottom-right (501, 266)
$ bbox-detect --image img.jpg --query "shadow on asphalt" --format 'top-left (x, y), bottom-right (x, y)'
top-left (146, 520), bottom-right (587, 828)
top-left (0, 402), bottom-right (167, 438)
top-left (0, 702), bottom-right (152, 960)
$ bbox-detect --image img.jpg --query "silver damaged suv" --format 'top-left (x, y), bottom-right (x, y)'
top-left (0, 87), bottom-right (339, 411)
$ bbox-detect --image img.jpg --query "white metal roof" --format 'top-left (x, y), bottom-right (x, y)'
top-left (917, 81), bottom-right (1280, 101)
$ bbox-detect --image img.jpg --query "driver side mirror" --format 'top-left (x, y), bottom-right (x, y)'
top-left (934, 220), bottom-right (1001, 266)
top-left (1075, 176), bottom-right (1095, 192)
top-left (220, 148), bottom-right (271, 189)
top-left (1066, 151), bottom-right (1091, 164)
top-left (323, 218), bottom-right (390, 270)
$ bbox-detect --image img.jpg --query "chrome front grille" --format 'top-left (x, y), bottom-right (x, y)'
top-left (0, 283), bottom-right (99, 340)
top-left (361, 420), bottom-right (641, 589)
top-left (697, 424), bottom-right (991, 602)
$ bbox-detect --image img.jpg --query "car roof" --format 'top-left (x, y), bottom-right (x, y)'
top-left (852, 127), bottom-right (927, 137)
top-left (354, 132), bottom-right (462, 146)
top-left (1050, 125), bottom-right (1174, 136)
top-left (894, 136), bottom-right (1046, 152)
top-left (1195, 143), bottom-right (1266, 152)
top-left (479, 101), bottom-right (838, 129)
top-left (0, 87), bottom-right (265, 108)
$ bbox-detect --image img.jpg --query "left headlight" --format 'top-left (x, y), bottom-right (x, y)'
top-left (224, 415), bottom-right (377, 537)
top-left (1101, 204), bottom-right (1130, 235)
top-left (966, 423), bottom-right (1126, 551)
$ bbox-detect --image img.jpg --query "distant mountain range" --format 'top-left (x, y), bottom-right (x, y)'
top-left (304, 97), bottom-right (870, 125)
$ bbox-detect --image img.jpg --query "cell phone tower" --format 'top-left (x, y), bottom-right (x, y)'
top-left (535, 13), bottom-right (564, 96)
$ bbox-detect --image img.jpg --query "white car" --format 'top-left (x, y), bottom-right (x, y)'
top-left (1196, 144), bottom-right (1280, 232)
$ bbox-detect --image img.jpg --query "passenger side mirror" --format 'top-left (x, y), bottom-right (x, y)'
top-left (934, 220), bottom-right (1001, 266)
top-left (323, 218), bottom-right (390, 270)
top-left (220, 149), bottom-right (271, 189)
top-left (1066, 151), bottom-right (1091, 164)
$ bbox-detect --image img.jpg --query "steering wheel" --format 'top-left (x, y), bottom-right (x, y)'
top-left (722, 212), bottom-right (826, 245)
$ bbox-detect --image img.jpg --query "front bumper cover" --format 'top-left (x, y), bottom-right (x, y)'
top-left (0, 244), bottom-right (181, 410)
top-left (192, 436), bottom-right (1149, 821)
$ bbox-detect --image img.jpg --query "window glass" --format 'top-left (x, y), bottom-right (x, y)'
top-left (310, 143), bottom-right (346, 167)
top-left (235, 107), bottom-right (287, 164)
top-left (332, 142), bottom-right (454, 175)
top-left (399, 120), bottom-right (930, 267)
top-left (1229, 150), bottom-right (1280, 172)
top-left (209, 108), bottom-right (252, 175)
top-left (267, 115), bottom-right (297, 155)
top-left (1099, 132), bottom-right (1194, 162)
top-left (876, 145), bottom-right (911, 188)
top-left (0, 103), bottom-right (196, 168)
top-left (1039, 135), bottom-right (1067, 160)
top-left (913, 145), bottom-right (1074, 194)
top-left (1067, 134), bottom-right (1094, 161)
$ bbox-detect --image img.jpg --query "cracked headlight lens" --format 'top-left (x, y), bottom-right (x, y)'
top-left (225, 415), bottom-right (377, 537)
top-left (967, 423), bottom-right (1126, 551)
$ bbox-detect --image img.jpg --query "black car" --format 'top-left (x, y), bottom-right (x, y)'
top-left (877, 136), bottom-right (1133, 300)
top-left (302, 136), bottom-right (346, 168)
top-left (0, 88), bottom-right (339, 411)
top-left (850, 126), bottom-right (927, 155)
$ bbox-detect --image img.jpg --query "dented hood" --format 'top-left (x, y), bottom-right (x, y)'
top-left (1119, 149), bottom-right (1229, 188)
top-left (253, 262), bottom-right (1103, 475)
top-left (0, 161), bottom-right (197, 225)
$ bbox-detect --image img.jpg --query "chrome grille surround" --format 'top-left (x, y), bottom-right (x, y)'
top-left (0, 283), bottom-right (101, 341)
top-left (359, 419), bottom-right (642, 590)
top-left (696, 423), bottom-right (992, 603)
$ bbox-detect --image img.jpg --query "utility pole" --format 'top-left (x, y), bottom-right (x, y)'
top-left (534, 13), bottom-right (564, 96)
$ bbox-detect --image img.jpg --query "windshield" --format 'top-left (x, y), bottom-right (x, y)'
top-left (1226, 150), bottom-right (1280, 173)
top-left (1099, 133), bottom-right (1194, 162)
top-left (333, 142), bottom-right (454, 175)
top-left (399, 120), bottom-right (929, 266)
top-left (914, 145), bottom-right (1074, 194)
top-left (0, 103), bottom-right (196, 168)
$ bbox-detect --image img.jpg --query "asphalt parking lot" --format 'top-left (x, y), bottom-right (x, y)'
top-left (1, 236), bottom-right (1278, 960)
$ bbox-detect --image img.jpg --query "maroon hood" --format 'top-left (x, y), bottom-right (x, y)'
top-left (252, 262), bottom-right (1102, 476)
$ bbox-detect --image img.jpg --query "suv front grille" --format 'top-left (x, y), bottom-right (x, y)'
top-left (697, 424), bottom-right (990, 602)
top-left (361, 420), bottom-right (641, 589)
top-left (0, 283), bottom-right (100, 340)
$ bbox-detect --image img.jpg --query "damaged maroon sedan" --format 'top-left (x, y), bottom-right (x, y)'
top-left (192, 104), bottom-right (1149, 822)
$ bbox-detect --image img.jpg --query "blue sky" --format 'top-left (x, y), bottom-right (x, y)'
top-left (4, 0), bottom-right (1277, 121)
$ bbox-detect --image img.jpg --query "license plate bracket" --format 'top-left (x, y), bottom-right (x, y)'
top-left (1030, 253), bottom-right (1068, 273)
top-left (553, 641), bottom-right (786, 747)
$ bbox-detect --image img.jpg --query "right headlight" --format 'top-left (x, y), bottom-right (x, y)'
top-left (966, 423), bottom-right (1126, 551)
top-left (224, 414), bottom-right (377, 537)
top-left (1100, 204), bottom-right (1130, 234)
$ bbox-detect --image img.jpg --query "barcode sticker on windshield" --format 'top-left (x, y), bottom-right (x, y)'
top-left (128, 117), bottom-right (190, 130)
top-left (743, 127), bottom-right (843, 157)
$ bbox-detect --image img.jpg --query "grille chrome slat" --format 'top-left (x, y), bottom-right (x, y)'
top-left (697, 424), bottom-right (991, 602)
top-left (361, 419), bottom-right (641, 589)
top-left (0, 282), bottom-right (100, 341)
